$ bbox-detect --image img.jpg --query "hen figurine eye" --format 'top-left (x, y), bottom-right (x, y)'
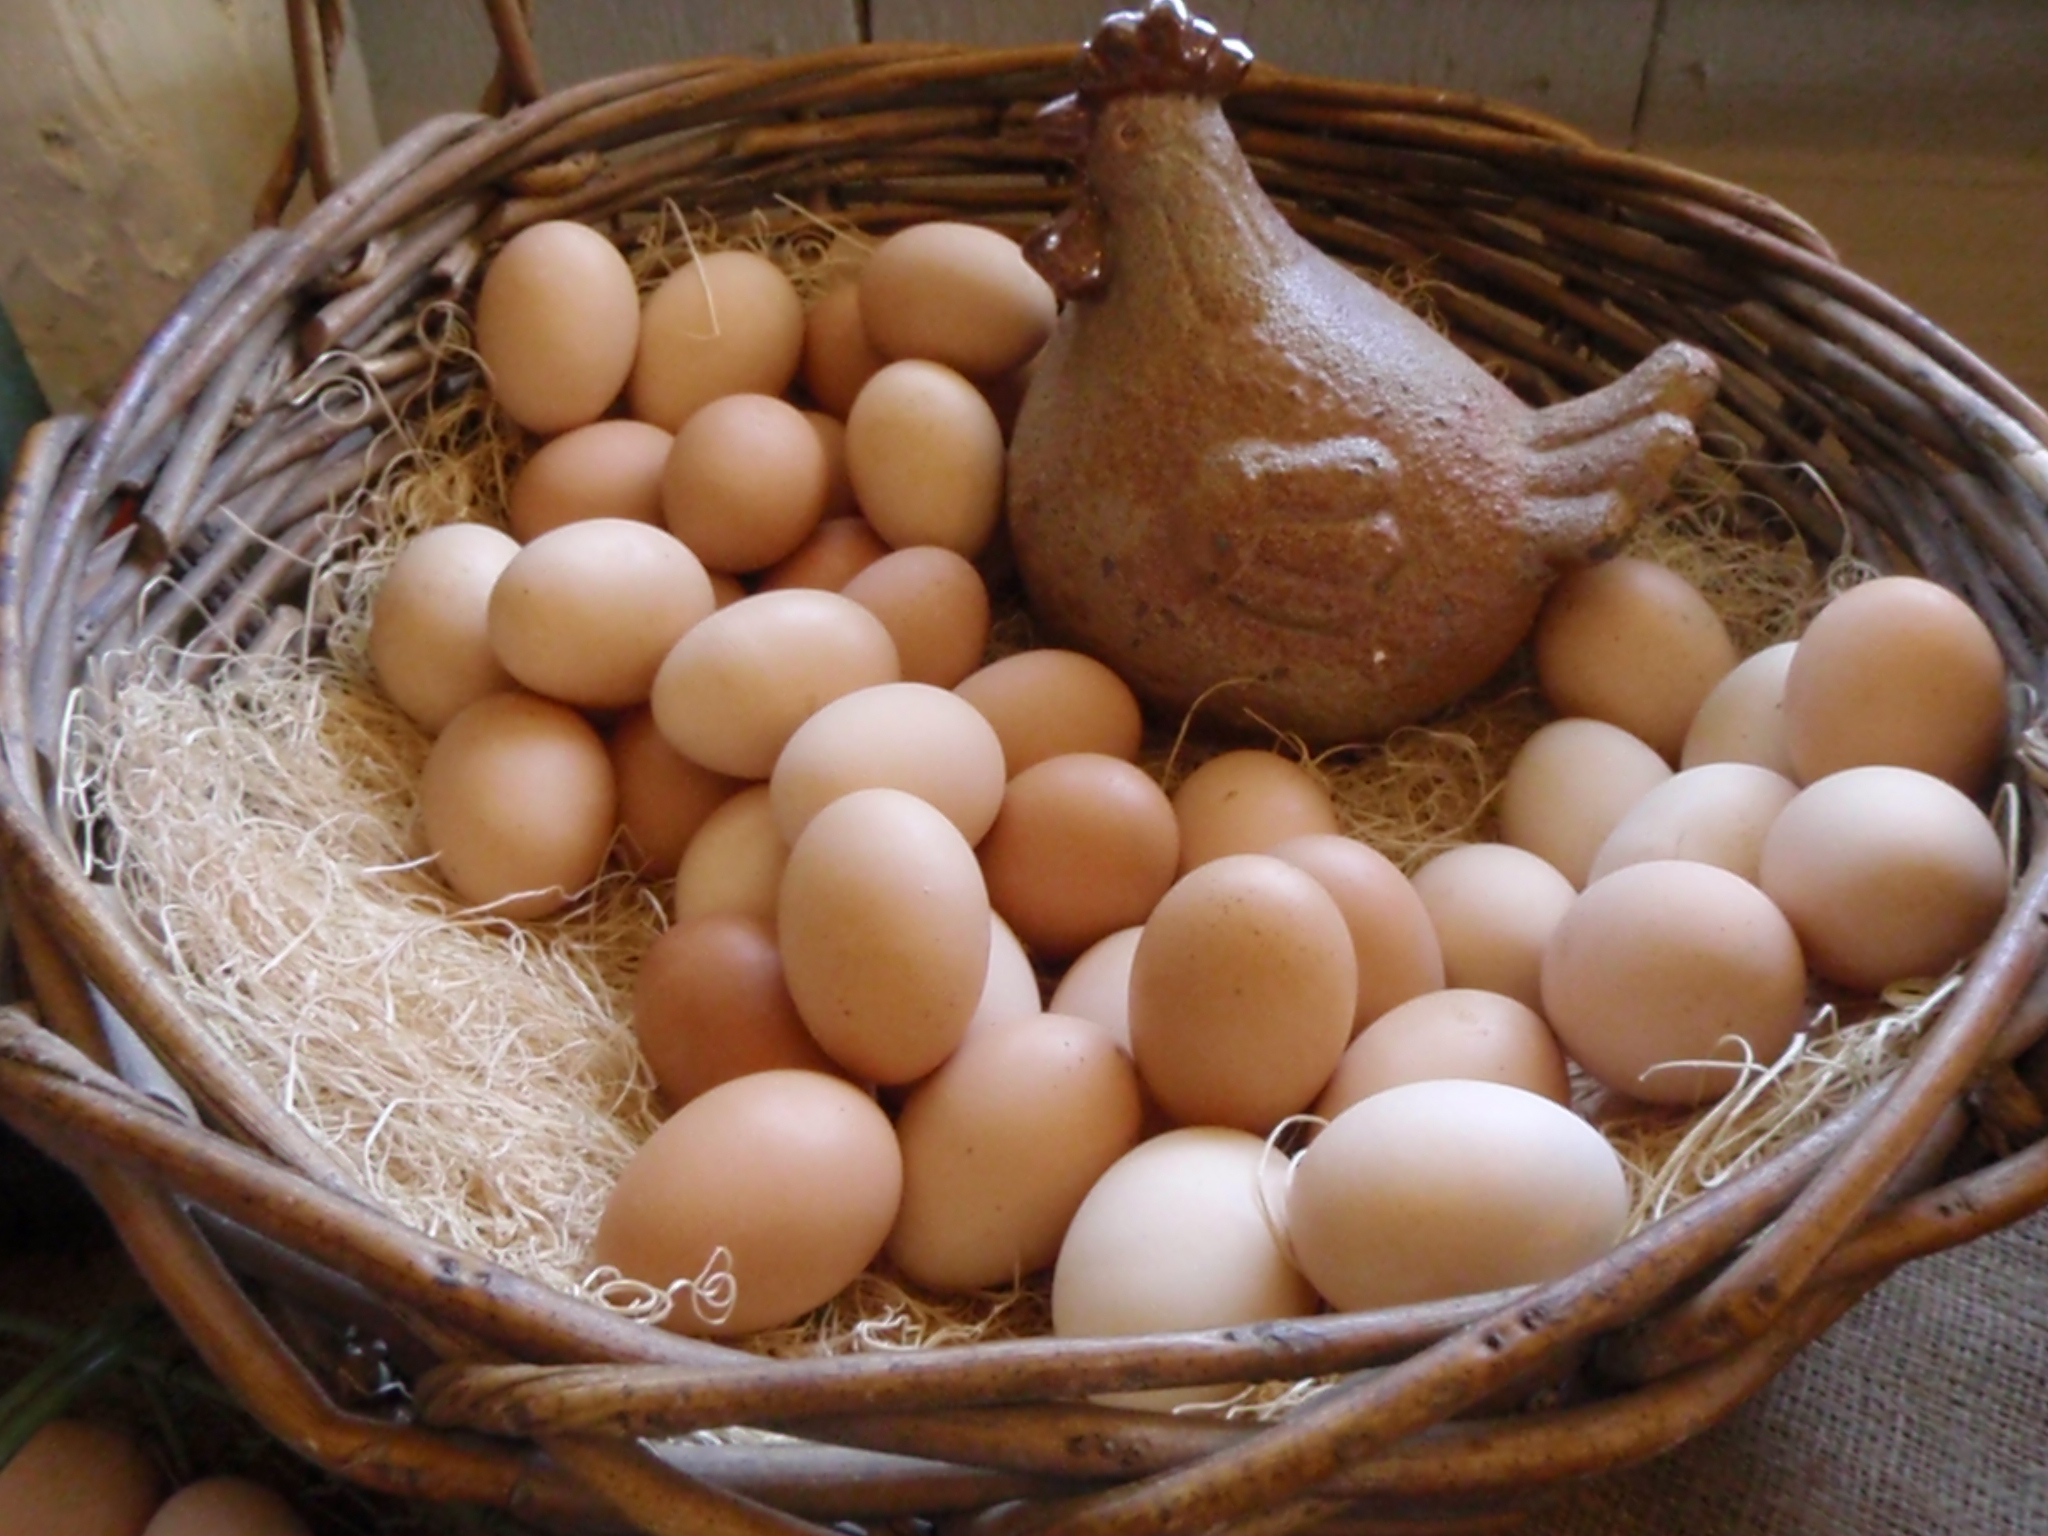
top-left (1008, 0), bottom-right (1720, 745)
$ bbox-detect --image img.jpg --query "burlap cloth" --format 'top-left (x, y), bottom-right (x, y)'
top-left (1522, 1206), bottom-right (2048, 1534)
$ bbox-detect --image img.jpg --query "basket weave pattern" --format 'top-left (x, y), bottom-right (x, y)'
top-left (4, 9), bottom-right (2048, 1533)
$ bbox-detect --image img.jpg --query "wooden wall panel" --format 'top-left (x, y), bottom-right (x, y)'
top-left (0, 0), bottom-right (377, 410)
top-left (1636, 0), bottom-right (2048, 157)
top-left (5, 1), bottom-right (2042, 417)
top-left (1640, 146), bottom-right (2048, 406)
top-left (350, 0), bottom-right (862, 138)
top-left (1635, 0), bottom-right (2048, 408)
top-left (870, 0), bottom-right (1661, 143)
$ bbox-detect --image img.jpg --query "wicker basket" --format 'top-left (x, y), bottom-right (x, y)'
top-left (5, 4), bottom-right (2048, 1532)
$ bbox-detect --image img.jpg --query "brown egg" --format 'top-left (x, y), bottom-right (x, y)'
top-left (1286, 1081), bottom-right (1627, 1312)
top-left (845, 360), bottom-right (1005, 556)
top-left (1048, 925), bottom-right (1142, 1052)
top-left (488, 519), bottom-right (715, 710)
top-left (0, 1419), bottom-right (162, 1536)
top-left (770, 682), bottom-right (1009, 845)
top-left (1681, 642), bottom-right (1797, 776)
top-left (1314, 989), bottom-right (1572, 1118)
top-left (1533, 557), bottom-right (1740, 760)
top-left (1052, 1127), bottom-right (1318, 1409)
top-left (978, 753), bottom-right (1180, 961)
top-left (1759, 765), bottom-right (2007, 992)
top-left (1129, 854), bottom-right (1357, 1133)
top-left (420, 693), bottom-right (615, 919)
top-left (633, 914), bottom-right (840, 1105)
top-left (1171, 750), bottom-right (1341, 874)
top-left (756, 516), bottom-right (891, 592)
top-left (506, 419), bottom-right (672, 542)
top-left (1409, 843), bottom-right (1578, 1012)
top-left (1783, 575), bottom-right (2008, 792)
top-left (709, 571), bottom-right (748, 608)
top-left (1585, 762), bottom-right (1798, 888)
top-left (890, 1012), bottom-right (1143, 1292)
top-left (955, 649), bottom-right (1144, 774)
top-left (662, 394), bottom-right (830, 574)
top-left (474, 220), bottom-right (639, 434)
top-left (593, 1070), bottom-right (901, 1336)
top-left (1498, 718), bottom-right (1672, 887)
top-left (141, 1477), bottom-right (310, 1536)
top-left (369, 523), bottom-right (519, 735)
top-left (672, 784), bottom-right (785, 925)
top-left (801, 281), bottom-right (888, 418)
top-left (630, 250), bottom-right (805, 430)
top-left (778, 787), bottom-right (992, 1084)
top-left (841, 546), bottom-right (992, 688)
top-left (804, 410), bottom-right (859, 520)
top-left (1269, 833), bottom-right (1445, 1035)
top-left (1542, 860), bottom-right (1808, 1105)
top-left (608, 706), bottom-right (741, 877)
top-left (858, 221), bottom-right (1058, 380)
top-left (651, 589), bottom-right (900, 779)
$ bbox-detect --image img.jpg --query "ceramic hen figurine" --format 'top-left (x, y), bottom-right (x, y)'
top-left (1006, 0), bottom-right (1722, 743)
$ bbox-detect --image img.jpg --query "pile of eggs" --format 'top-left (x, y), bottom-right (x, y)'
top-left (368, 213), bottom-right (2014, 1365)
top-left (0, 1418), bottom-right (310, 1536)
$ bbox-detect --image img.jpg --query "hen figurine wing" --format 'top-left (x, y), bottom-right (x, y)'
top-left (1194, 341), bottom-right (1719, 635)
top-left (1190, 435), bottom-right (1406, 633)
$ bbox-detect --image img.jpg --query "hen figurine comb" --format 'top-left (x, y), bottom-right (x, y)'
top-left (1007, 0), bottom-right (1722, 743)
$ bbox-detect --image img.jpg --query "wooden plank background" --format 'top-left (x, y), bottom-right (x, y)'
top-left (1633, 0), bottom-right (2048, 403)
top-left (2, 0), bottom-right (2043, 410)
top-left (0, 0), bottom-right (378, 414)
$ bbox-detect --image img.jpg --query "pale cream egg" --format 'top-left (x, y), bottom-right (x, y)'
top-left (1286, 1080), bottom-right (1628, 1311)
top-left (1586, 762), bottom-right (1799, 887)
top-left (1681, 642), bottom-right (1797, 776)
top-left (1052, 1127), bottom-right (1318, 1410)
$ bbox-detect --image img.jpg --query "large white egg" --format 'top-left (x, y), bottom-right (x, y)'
top-left (1286, 1080), bottom-right (1629, 1312)
top-left (1052, 1127), bottom-right (1318, 1409)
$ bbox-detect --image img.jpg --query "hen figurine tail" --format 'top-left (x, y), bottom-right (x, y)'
top-left (1522, 340), bottom-right (1721, 564)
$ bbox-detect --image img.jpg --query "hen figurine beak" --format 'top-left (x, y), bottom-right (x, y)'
top-left (1038, 92), bottom-right (1094, 157)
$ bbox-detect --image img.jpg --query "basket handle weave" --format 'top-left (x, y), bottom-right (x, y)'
top-left (261, 0), bottom-right (545, 226)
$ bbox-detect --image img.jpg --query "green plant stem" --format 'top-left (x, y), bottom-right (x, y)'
top-left (0, 1301), bottom-right (241, 1469)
